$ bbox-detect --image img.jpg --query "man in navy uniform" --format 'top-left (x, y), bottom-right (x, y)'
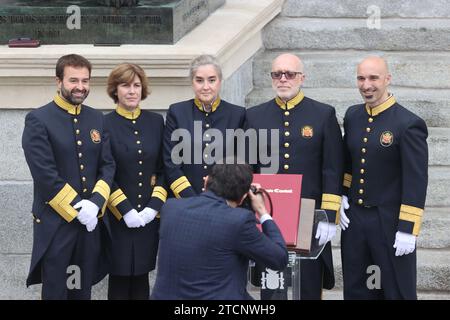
top-left (245, 53), bottom-right (344, 299)
top-left (22, 54), bottom-right (115, 299)
top-left (339, 56), bottom-right (428, 299)
top-left (163, 54), bottom-right (245, 198)
top-left (151, 163), bottom-right (288, 299)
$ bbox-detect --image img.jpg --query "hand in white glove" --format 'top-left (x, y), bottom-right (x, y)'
top-left (74, 200), bottom-right (99, 225)
top-left (85, 215), bottom-right (98, 232)
top-left (123, 209), bottom-right (145, 228)
top-left (340, 195), bottom-right (350, 230)
top-left (393, 231), bottom-right (416, 256)
top-left (315, 221), bottom-right (337, 246)
top-left (139, 207), bottom-right (158, 225)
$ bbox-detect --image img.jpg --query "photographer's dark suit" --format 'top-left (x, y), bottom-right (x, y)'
top-left (151, 191), bottom-right (288, 300)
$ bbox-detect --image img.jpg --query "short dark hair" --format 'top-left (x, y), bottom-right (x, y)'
top-left (206, 163), bottom-right (253, 202)
top-left (55, 54), bottom-right (92, 80)
top-left (107, 63), bottom-right (150, 103)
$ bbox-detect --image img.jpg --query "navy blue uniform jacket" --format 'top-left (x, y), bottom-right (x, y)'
top-left (103, 107), bottom-right (167, 275)
top-left (245, 92), bottom-right (344, 290)
top-left (342, 96), bottom-right (428, 298)
top-left (22, 96), bottom-right (115, 286)
top-left (163, 98), bottom-right (245, 197)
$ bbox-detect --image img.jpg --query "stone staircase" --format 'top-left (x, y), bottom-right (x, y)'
top-left (246, 0), bottom-right (450, 299)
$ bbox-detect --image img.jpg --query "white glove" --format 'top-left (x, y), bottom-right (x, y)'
top-left (139, 207), bottom-right (158, 225)
top-left (339, 195), bottom-right (350, 230)
top-left (315, 221), bottom-right (337, 246)
top-left (393, 231), bottom-right (416, 256)
top-left (123, 209), bottom-right (145, 228)
top-left (74, 199), bottom-right (99, 225)
top-left (85, 215), bottom-right (98, 232)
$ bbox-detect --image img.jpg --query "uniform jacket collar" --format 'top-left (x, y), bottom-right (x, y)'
top-left (194, 96), bottom-right (221, 113)
top-left (365, 94), bottom-right (396, 116)
top-left (115, 104), bottom-right (141, 120)
top-left (275, 90), bottom-right (305, 110)
top-left (54, 94), bottom-right (81, 115)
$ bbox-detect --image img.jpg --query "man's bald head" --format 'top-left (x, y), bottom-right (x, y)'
top-left (272, 53), bottom-right (304, 73)
top-left (357, 56), bottom-right (390, 77)
top-left (357, 56), bottom-right (392, 108)
top-left (271, 53), bottom-right (305, 101)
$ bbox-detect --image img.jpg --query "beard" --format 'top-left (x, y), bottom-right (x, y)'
top-left (60, 84), bottom-right (89, 105)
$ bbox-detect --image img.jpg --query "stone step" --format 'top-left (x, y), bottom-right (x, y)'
top-left (246, 87), bottom-right (450, 128)
top-left (263, 18), bottom-right (450, 51)
top-left (331, 248), bottom-right (450, 291)
top-left (252, 51), bottom-right (450, 89)
top-left (282, 0), bottom-right (450, 18)
top-left (332, 207), bottom-right (450, 249)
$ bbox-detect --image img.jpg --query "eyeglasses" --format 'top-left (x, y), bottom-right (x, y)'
top-left (270, 71), bottom-right (302, 80)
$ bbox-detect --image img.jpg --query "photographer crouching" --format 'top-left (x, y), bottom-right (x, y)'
top-left (151, 162), bottom-right (288, 299)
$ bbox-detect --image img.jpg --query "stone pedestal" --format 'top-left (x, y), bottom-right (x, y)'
top-left (0, 0), bottom-right (225, 44)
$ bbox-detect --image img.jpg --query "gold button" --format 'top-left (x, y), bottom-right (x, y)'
top-left (204, 154), bottom-right (208, 158)
top-left (76, 129), bottom-right (80, 135)
top-left (284, 153), bottom-right (290, 159)
top-left (36, 218), bottom-right (41, 223)
top-left (139, 172), bottom-right (143, 176)
top-left (284, 142), bottom-right (290, 148)
top-left (203, 176), bottom-right (206, 181)
top-left (137, 204), bottom-right (141, 208)
top-left (362, 148), bottom-right (366, 153)
top-left (284, 121), bottom-right (289, 127)
top-left (73, 118), bottom-right (78, 123)
top-left (363, 137), bottom-right (368, 143)
top-left (134, 131), bottom-right (138, 135)
top-left (138, 150), bottom-right (142, 154)
top-left (360, 179), bottom-right (364, 184)
top-left (201, 188), bottom-right (205, 191)
top-left (359, 189), bottom-right (364, 194)
top-left (361, 158), bottom-right (366, 164)
top-left (205, 143), bottom-right (209, 147)
top-left (205, 124), bottom-right (210, 128)
top-left (138, 183), bottom-right (143, 187)
top-left (284, 131), bottom-right (290, 137)
top-left (366, 127), bottom-right (371, 133)
top-left (360, 169), bottom-right (365, 174)
top-left (77, 140), bottom-right (82, 146)
top-left (358, 199), bottom-right (363, 204)
top-left (205, 113), bottom-right (209, 117)
top-left (137, 140), bottom-right (141, 144)
top-left (205, 134), bottom-right (210, 138)
top-left (82, 177), bottom-right (86, 182)
top-left (138, 195), bottom-right (142, 198)
top-left (368, 118), bottom-right (374, 123)
top-left (132, 120), bottom-right (136, 124)
top-left (80, 164), bottom-right (84, 170)
top-left (78, 153), bottom-right (82, 158)
top-left (284, 111), bottom-right (290, 116)
top-left (83, 188), bottom-right (88, 193)
top-left (203, 165), bottom-right (207, 169)
top-left (284, 164), bottom-right (289, 170)
top-left (139, 161), bottom-right (143, 165)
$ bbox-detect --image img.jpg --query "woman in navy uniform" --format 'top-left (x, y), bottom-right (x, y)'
top-left (340, 56), bottom-right (428, 299)
top-left (103, 63), bottom-right (167, 299)
top-left (163, 54), bottom-right (246, 198)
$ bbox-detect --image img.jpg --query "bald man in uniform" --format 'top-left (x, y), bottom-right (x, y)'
top-left (339, 56), bottom-right (428, 299)
top-left (246, 53), bottom-right (344, 299)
